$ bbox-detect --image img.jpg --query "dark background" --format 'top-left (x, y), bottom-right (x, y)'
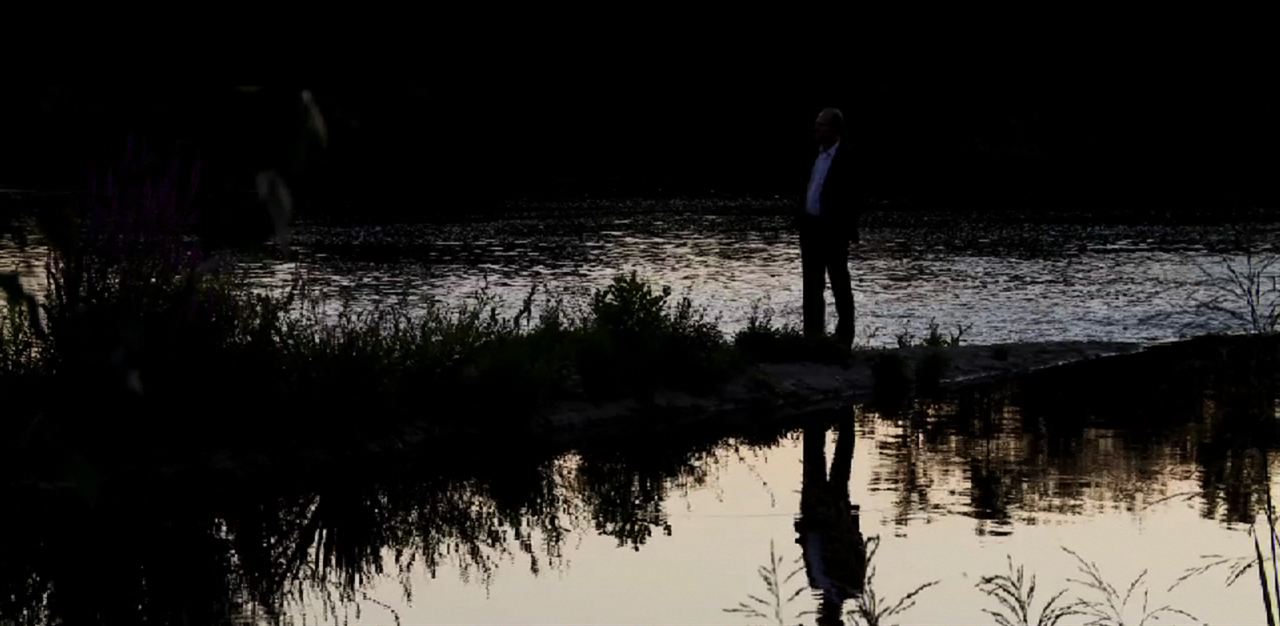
top-left (2, 31), bottom-right (1276, 219)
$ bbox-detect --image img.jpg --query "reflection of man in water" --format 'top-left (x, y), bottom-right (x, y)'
top-left (796, 418), bottom-right (866, 626)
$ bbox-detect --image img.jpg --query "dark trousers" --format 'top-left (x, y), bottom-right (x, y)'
top-left (800, 216), bottom-right (854, 347)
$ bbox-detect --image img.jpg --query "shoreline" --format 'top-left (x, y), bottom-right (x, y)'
top-left (13, 334), bottom-right (1273, 493)
top-left (539, 340), bottom-right (1146, 442)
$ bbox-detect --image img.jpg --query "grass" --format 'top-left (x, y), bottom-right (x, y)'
top-left (1, 263), bottom-right (745, 467)
top-left (863, 318), bottom-right (975, 413)
top-left (841, 536), bottom-right (939, 626)
top-left (1259, 457), bottom-right (1280, 626)
top-left (731, 301), bottom-right (851, 363)
top-left (1163, 447), bottom-right (1280, 625)
top-left (1061, 547), bottom-right (1199, 625)
top-left (721, 539), bottom-right (809, 626)
top-left (1194, 247), bottom-right (1280, 335)
top-left (725, 539), bottom-right (1229, 625)
top-left (976, 556), bottom-right (1081, 626)
top-left (896, 318), bottom-right (971, 349)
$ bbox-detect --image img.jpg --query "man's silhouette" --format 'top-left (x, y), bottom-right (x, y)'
top-left (799, 108), bottom-right (861, 349)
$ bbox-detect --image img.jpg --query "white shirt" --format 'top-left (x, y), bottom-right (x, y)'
top-left (805, 141), bottom-right (840, 216)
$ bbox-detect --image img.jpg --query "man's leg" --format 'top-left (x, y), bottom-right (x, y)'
top-left (800, 223), bottom-right (827, 339)
top-left (825, 233), bottom-right (854, 349)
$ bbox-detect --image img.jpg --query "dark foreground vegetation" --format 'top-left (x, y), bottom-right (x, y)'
top-left (1, 152), bottom-right (868, 484)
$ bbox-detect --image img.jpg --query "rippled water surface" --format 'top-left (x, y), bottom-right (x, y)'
top-left (6, 210), bottom-right (1276, 345)
top-left (236, 214), bottom-right (1280, 345)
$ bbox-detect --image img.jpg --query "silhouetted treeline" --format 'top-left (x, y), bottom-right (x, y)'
top-left (2, 62), bottom-right (1277, 221)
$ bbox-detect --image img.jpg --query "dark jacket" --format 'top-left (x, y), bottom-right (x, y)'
top-left (798, 141), bottom-right (862, 242)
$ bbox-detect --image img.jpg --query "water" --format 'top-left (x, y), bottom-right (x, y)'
top-left (6, 206), bottom-right (1280, 623)
top-left (4, 210), bottom-right (1277, 345)
top-left (3, 339), bottom-right (1278, 624)
top-left (289, 340), bottom-right (1280, 624)
top-left (194, 214), bottom-right (1280, 345)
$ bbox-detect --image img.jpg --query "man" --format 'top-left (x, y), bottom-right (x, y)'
top-left (800, 107), bottom-right (860, 349)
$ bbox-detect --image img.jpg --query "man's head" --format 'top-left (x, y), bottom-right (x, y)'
top-left (813, 108), bottom-right (844, 149)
